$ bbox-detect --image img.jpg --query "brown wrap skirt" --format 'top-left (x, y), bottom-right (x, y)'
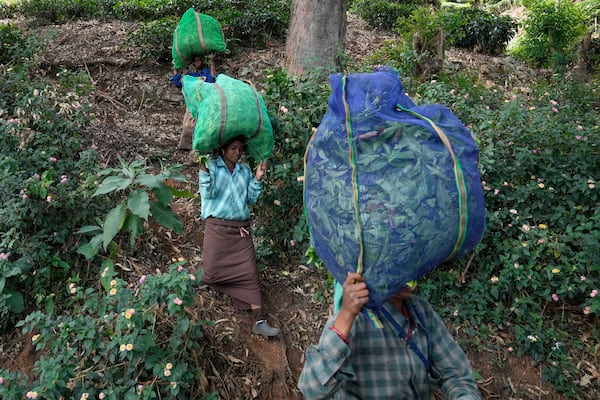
top-left (201, 218), bottom-right (262, 310)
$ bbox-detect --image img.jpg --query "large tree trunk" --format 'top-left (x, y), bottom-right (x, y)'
top-left (285, 0), bottom-right (347, 76)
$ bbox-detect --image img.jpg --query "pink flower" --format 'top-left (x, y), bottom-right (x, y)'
top-left (279, 105), bottom-right (289, 114)
top-left (34, 173), bottom-right (40, 180)
top-left (453, 310), bottom-right (459, 317)
top-left (139, 275), bottom-right (146, 284)
top-left (49, 157), bottom-right (57, 163)
top-left (290, 240), bottom-right (296, 247)
top-left (60, 175), bottom-right (67, 184)
top-left (584, 306), bottom-right (590, 315)
top-left (33, 89), bottom-right (39, 96)
top-left (507, 347), bottom-right (513, 352)
top-left (463, 93), bottom-right (469, 99)
top-left (485, 105), bottom-right (490, 110)
top-left (177, 265), bottom-right (184, 272)
top-left (449, 89), bottom-right (456, 95)
top-left (580, 276), bottom-right (587, 282)
top-left (46, 196), bottom-right (52, 202)
top-left (173, 297), bottom-right (183, 305)
top-left (91, 144), bottom-right (98, 150)
top-left (550, 100), bottom-right (558, 106)
top-left (552, 107), bottom-right (558, 113)
top-left (0, 253), bottom-right (8, 260)
top-left (493, 189), bottom-right (500, 195)
top-left (576, 135), bottom-right (582, 140)
top-left (577, 125), bottom-right (583, 130)
top-left (591, 289), bottom-right (598, 298)
top-left (552, 294), bottom-right (559, 302)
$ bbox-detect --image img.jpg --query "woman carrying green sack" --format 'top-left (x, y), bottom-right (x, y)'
top-left (197, 136), bottom-right (279, 337)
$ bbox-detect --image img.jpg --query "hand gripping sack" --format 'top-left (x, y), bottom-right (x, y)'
top-left (172, 8), bottom-right (227, 70)
top-left (304, 68), bottom-right (486, 309)
top-left (182, 74), bottom-right (274, 161)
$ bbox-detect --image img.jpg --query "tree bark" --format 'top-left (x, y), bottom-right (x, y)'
top-left (285, 0), bottom-right (347, 76)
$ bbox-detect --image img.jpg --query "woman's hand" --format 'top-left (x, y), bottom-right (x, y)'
top-left (255, 161), bottom-right (267, 181)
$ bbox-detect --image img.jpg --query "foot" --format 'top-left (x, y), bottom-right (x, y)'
top-left (252, 320), bottom-right (280, 337)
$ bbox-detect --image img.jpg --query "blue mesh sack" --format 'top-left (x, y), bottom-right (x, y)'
top-left (304, 68), bottom-right (486, 309)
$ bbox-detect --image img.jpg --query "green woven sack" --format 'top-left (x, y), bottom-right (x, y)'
top-left (172, 8), bottom-right (226, 70)
top-left (182, 74), bottom-right (274, 161)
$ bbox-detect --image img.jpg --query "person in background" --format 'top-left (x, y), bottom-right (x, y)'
top-left (170, 54), bottom-right (217, 154)
top-left (197, 135), bottom-right (280, 337)
top-left (298, 271), bottom-right (482, 399)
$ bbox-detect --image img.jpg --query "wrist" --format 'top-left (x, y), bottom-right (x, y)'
top-left (329, 325), bottom-right (349, 344)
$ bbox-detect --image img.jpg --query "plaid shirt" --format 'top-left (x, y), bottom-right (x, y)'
top-left (298, 295), bottom-right (481, 400)
top-left (198, 157), bottom-right (262, 220)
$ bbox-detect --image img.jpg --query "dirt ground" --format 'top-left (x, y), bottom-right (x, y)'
top-left (1, 13), bottom-right (597, 400)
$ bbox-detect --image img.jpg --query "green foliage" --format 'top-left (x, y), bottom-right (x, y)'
top-left (250, 69), bottom-right (329, 264)
top-left (77, 159), bottom-right (192, 260)
top-left (0, 1), bottom-right (19, 19)
top-left (0, 26), bottom-right (102, 330)
top-left (127, 17), bottom-right (177, 63)
top-left (511, 0), bottom-right (588, 70)
top-left (0, 23), bottom-right (35, 64)
top-left (111, 0), bottom-right (180, 21)
top-left (192, 0), bottom-right (290, 49)
top-left (362, 39), bottom-right (420, 86)
top-left (442, 7), bottom-right (517, 55)
top-left (412, 73), bottom-right (600, 396)
top-left (351, 0), bottom-right (422, 32)
top-left (0, 260), bottom-right (216, 399)
top-left (19, 0), bottom-right (107, 23)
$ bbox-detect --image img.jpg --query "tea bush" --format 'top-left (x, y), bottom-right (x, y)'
top-left (412, 73), bottom-right (599, 396)
top-left (126, 17), bottom-right (178, 65)
top-left (0, 260), bottom-right (216, 399)
top-left (442, 7), bottom-right (517, 55)
top-left (511, 0), bottom-right (588, 70)
top-left (0, 25), bottom-right (104, 330)
top-left (351, 0), bottom-right (421, 32)
top-left (251, 69), bottom-right (330, 264)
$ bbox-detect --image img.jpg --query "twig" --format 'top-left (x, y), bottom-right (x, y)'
top-left (95, 90), bottom-right (128, 111)
top-left (460, 252), bottom-right (475, 284)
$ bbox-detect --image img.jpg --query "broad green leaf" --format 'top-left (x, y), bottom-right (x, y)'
top-left (77, 234), bottom-right (103, 260)
top-left (128, 190), bottom-right (150, 220)
top-left (0, 277), bottom-right (4, 293)
top-left (44, 296), bottom-right (55, 315)
top-left (103, 202), bottom-right (127, 250)
top-left (124, 214), bottom-right (144, 248)
top-left (93, 175), bottom-right (134, 196)
top-left (153, 183), bottom-right (174, 206)
top-left (149, 201), bottom-right (183, 233)
top-left (5, 289), bottom-right (24, 313)
top-left (76, 225), bottom-right (103, 235)
top-left (136, 172), bottom-right (163, 188)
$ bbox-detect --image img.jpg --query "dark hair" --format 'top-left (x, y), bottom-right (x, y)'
top-left (222, 135), bottom-right (247, 150)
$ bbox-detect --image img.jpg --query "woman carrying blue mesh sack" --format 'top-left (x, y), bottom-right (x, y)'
top-left (298, 272), bottom-right (481, 399)
top-left (299, 67), bottom-right (485, 399)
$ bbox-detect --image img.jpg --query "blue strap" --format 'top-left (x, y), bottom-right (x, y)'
top-left (380, 306), bottom-right (431, 372)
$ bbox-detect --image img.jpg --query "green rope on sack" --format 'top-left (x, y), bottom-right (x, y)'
top-left (396, 104), bottom-right (469, 259)
top-left (342, 76), bottom-right (382, 329)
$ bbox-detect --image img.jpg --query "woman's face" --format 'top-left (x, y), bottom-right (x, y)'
top-left (223, 140), bottom-right (244, 166)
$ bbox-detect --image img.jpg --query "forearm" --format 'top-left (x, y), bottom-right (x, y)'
top-left (298, 323), bottom-right (354, 399)
top-left (198, 170), bottom-right (216, 199)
